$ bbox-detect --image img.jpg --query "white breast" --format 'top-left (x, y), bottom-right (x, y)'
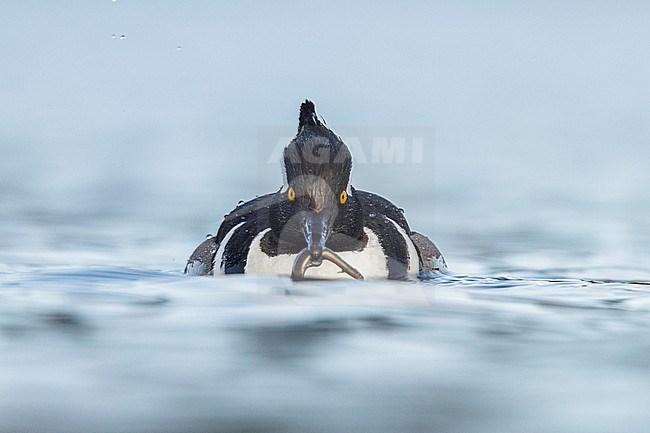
top-left (245, 228), bottom-right (387, 279)
top-left (243, 221), bottom-right (419, 280)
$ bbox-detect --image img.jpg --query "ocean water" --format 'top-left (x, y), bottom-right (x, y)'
top-left (2, 2), bottom-right (650, 432)
top-left (2, 137), bottom-right (649, 433)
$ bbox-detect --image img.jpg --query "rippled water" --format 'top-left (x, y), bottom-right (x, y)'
top-left (2, 140), bottom-right (649, 433)
top-left (2, 138), bottom-right (650, 433)
top-left (3, 2), bottom-right (650, 431)
top-left (2, 182), bottom-right (650, 432)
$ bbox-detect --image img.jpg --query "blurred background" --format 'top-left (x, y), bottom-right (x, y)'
top-left (1, 0), bottom-right (649, 274)
top-left (2, 3), bottom-right (650, 433)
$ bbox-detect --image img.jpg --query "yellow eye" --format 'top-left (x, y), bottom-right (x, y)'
top-left (287, 187), bottom-right (296, 201)
top-left (339, 190), bottom-right (347, 204)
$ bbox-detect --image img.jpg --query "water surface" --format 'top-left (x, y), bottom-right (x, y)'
top-left (2, 2), bottom-right (650, 432)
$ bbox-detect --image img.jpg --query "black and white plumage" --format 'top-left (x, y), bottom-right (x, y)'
top-left (185, 101), bottom-right (447, 280)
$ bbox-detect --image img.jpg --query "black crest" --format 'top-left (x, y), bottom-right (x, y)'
top-left (298, 100), bottom-right (319, 131)
top-left (284, 100), bottom-right (352, 194)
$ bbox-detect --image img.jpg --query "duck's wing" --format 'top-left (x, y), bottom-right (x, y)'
top-left (185, 237), bottom-right (219, 276)
top-left (353, 188), bottom-right (411, 233)
top-left (219, 202), bottom-right (273, 275)
top-left (351, 188), bottom-right (411, 279)
top-left (353, 188), bottom-right (447, 278)
top-left (184, 193), bottom-right (275, 275)
top-left (410, 231), bottom-right (448, 276)
top-left (361, 211), bottom-right (412, 280)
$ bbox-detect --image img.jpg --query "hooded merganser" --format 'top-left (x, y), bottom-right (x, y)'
top-left (185, 101), bottom-right (447, 280)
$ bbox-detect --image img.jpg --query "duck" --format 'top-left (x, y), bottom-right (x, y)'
top-left (185, 100), bottom-right (447, 280)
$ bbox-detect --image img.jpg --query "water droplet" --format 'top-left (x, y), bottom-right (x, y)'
top-left (237, 200), bottom-right (245, 206)
top-left (398, 208), bottom-right (405, 213)
top-left (240, 216), bottom-right (245, 220)
top-left (205, 233), bottom-right (213, 239)
top-left (120, 34), bottom-right (126, 40)
top-left (368, 212), bottom-right (376, 218)
top-left (223, 214), bottom-right (228, 219)
top-left (176, 46), bottom-right (182, 51)
top-left (111, 34), bottom-right (116, 39)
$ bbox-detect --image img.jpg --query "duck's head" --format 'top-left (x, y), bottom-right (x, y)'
top-left (269, 100), bottom-right (365, 280)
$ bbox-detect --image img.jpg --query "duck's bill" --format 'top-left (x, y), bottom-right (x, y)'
top-left (291, 247), bottom-right (364, 281)
top-left (292, 209), bottom-right (364, 281)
